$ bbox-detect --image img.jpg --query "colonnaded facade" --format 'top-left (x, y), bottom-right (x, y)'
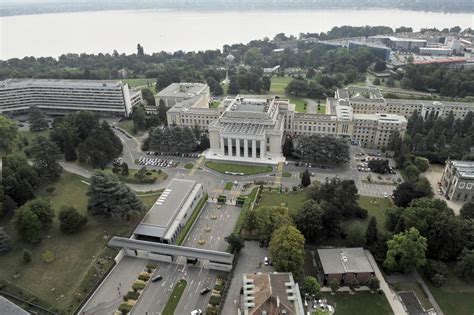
top-left (159, 82), bottom-right (474, 164)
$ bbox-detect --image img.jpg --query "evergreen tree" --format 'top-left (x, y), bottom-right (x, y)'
top-left (87, 172), bottom-right (144, 220)
top-left (23, 249), bottom-right (32, 263)
top-left (132, 105), bottom-right (147, 132)
top-left (301, 169), bottom-right (311, 187)
top-left (262, 76), bottom-right (271, 91)
top-left (29, 136), bottom-right (62, 182)
top-left (63, 131), bottom-right (77, 161)
top-left (121, 162), bottom-right (129, 176)
top-left (158, 99), bottom-right (168, 125)
top-left (0, 227), bottom-right (12, 254)
top-left (282, 137), bottom-right (294, 158)
top-left (0, 115), bottom-right (18, 152)
top-left (365, 216), bottom-right (379, 245)
top-left (58, 207), bottom-right (88, 233)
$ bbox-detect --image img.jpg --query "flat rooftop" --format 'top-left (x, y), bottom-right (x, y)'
top-left (451, 160), bottom-right (474, 180)
top-left (134, 179), bottom-right (196, 237)
top-left (0, 78), bottom-right (124, 88)
top-left (156, 82), bottom-right (208, 98)
top-left (317, 248), bottom-right (374, 274)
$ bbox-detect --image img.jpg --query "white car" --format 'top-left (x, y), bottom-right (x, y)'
top-left (264, 257), bottom-right (269, 265)
top-left (191, 310), bottom-right (202, 315)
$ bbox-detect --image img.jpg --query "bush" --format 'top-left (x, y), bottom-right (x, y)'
top-left (348, 278), bottom-right (359, 291)
top-left (414, 156), bottom-right (430, 172)
top-left (132, 281), bottom-right (146, 291)
top-left (330, 279), bottom-right (340, 293)
top-left (125, 290), bottom-right (140, 300)
top-left (368, 277), bottom-right (380, 290)
top-left (431, 273), bottom-right (446, 288)
top-left (118, 302), bottom-right (133, 314)
top-left (41, 250), bottom-right (54, 263)
top-left (138, 274), bottom-right (150, 281)
top-left (23, 249), bottom-right (32, 263)
top-left (424, 260), bottom-right (448, 280)
top-left (58, 207), bottom-right (88, 234)
top-left (146, 263), bottom-right (157, 269)
top-left (209, 295), bottom-right (222, 306)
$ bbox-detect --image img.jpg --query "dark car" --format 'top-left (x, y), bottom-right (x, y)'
top-left (200, 287), bottom-right (211, 295)
top-left (151, 275), bottom-right (163, 282)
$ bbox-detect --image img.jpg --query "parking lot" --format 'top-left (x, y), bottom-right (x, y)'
top-left (137, 156), bottom-right (180, 168)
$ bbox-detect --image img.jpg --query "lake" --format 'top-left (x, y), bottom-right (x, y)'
top-left (0, 9), bottom-right (473, 59)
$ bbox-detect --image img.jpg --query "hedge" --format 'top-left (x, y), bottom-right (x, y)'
top-left (119, 302), bottom-right (133, 313)
top-left (132, 281), bottom-right (146, 291)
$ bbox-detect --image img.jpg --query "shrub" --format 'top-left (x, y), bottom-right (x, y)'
top-left (348, 278), bottom-right (359, 291)
top-left (132, 281), bottom-right (146, 291)
top-left (330, 279), bottom-right (340, 293)
top-left (146, 263), bottom-right (157, 269)
top-left (424, 260), bottom-right (448, 281)
top-left (118, 302), bottom-right (133, 314)
top-left (23, 249), bottom-right (32, 264)
top-left (138, 274), bottom-right (150, 281)
top-left (125, 290), bottom-right (140, 300)
top-left (209, 295), bottom-right (222, 306)
top-left (368, 277), bottom-right (380, 290)
top-left (58, 207), bottom-right (88, 234)
top-left (431, 273), bottom-right (446, 288)
top-left (41, 250), bottom-right (54, 263)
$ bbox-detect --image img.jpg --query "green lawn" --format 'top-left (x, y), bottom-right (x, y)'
top-left (101, 168), bottom-right (167, 184)
top-left (352, 196), bottom-right (393, 232)
top-left (289, 97), bottom-right (308, 113)
top-left (205, 161), bottom-right (273, 175)
top-left (258, 189), bottom-right (308, 215)
top-left (282, 172), bottom-right (292, 177)
top-left (423, 263), bottom-right (474, 315)
top-left (319, 292), bottom-right (393, 315)
top-left (184, 163), bottom-right (194, 169)
top-left (270, 76), bottom-right (292, 94)
top-left (209, 101), bottom-right (221, 108)
top-left (224, 182), bottom-right (233, 190)
top-left (162, 279), bottom-right (187, 315)
top-left (0, 171), bottom-right (160, 313)
top-left (116, 119), bottom-right (137, 135)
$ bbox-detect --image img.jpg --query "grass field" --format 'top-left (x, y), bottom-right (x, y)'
top-left (209, 101), bottom-right (221, 108)
top-left (184, 163), bottom-right (194, 169)
top-left (162, 279), bottom-right (187, 315)
top-left (0, 171), bottom-right (160, 313)
top-left (224, 182), bottom-right (233, 190)
top-left (270, 76), bottom-right (292, 94)
top-left (116, 119), bottom-right (138, 135)
top-left (257, 189), bottom-right (309, 215)
top-left (423, 263), bottom-right (474, 315)
top-left (352, 196), bottom-right (393, 232)
top-left (205, 161), bottom-right (273, 175)
top-left (289, 97), bottom-right (308, 113)
top-left (319, 292), bottom-right (393, 315)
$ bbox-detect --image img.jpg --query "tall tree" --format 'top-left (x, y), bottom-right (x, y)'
top-left (16, 199), bottom-right (54, 243)
top-left (137, 43), bottom-right (144, 55)
top-left (455, 248), bottom-right (474, 281)
top-left (282, 136), bottom-right (294, 158)
top-left (29, 136), bottom-right (62, 182)
top-left (228, 75), bottom-right (240, 95)
top-left (87, 172), bottom-right (144, 220)
top-left (0, 115), bottom-right (18, 152)
top-left (303, 276), bottom-right (320, 296)
top-left (58, 206), bottom-right (88, 233)
top-left (366, 216), bottom-right (379, 245)
top-left (301, 169), bottom-right (311, 187)
top-left (270, 225), bottom-right (305, 276)
top-left (225, 233), bottom-right (245, 253)
top-left (460, 202), bottom-right (474, 220)
top-left (384, 227), bottom-right (427, 273)
top-left (132, 105), bottom-right (147, 132)
top-left (63, 131), bottom-right (77, 161)
top-left (28, 106), bottom-right (49, 131)
top-left (158, 99), bottom-right (168, 125)
top-left (141, 88), bottom-right (155, 106)
top-left (293, 200), bottom-right (324, 243)
top-left (2, 155), bottom-right (39, 206)
top-left (262, 76), bottom-right (271, 92)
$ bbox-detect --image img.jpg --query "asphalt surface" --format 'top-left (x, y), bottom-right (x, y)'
top-left (183, 203), bottom-right (241, 252)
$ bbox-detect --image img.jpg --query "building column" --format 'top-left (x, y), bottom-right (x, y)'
top-left (228, 137), bottom-right (233, 157)
top-left (261, 140), bottom-right (265, 158)
top-left (244, 139), bottom-right (248, 158)
top-left (235, 138), bottom-right (240, 157)
top-left (252, 139), bottom-right (256, 158)
top-left (220, 136), bottom-right (225, 155)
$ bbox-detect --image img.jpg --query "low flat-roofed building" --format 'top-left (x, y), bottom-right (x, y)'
top-left (0, 296), bottom-right (29, 315)
top-left (133, 179), bottom-right (203, 244)
top-left (441, 160), bottom-right (474, 202)
top-left (242, 272), bottom-right (304, 315)
top-left (317, 248), bottom-right (375, 285)
top-left (0, 79), bottom-right (141, 116)
top-left (157, 82), bottom-right (210, 107)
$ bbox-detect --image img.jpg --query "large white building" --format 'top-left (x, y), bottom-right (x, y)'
top-left (157, 83), bottom-right (473, 164)
top-left (133, 179), bottom-right (203, 244)
top-left (441, 160), bottom-right (474, 202)
top-left (0, 79), bottom-right (142, 116)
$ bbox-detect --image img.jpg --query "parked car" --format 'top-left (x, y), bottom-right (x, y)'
top-left (264, 257), bottom-right (269, 265)
top-left (191, 310), bottom-right (202, 315)
top-left (200, 287), bottom-right (211, 295)
top-left (151, 275), bottom-right (163, 282)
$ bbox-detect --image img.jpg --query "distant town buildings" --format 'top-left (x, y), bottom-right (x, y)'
top-left (316, 248), bottom-right (375, 285)
top-left (242, 272), bottom-right (305, 315)
top-left (441, 160), bottom-right (474, 202)
top-left (0, 79), bottom-right (142, 116)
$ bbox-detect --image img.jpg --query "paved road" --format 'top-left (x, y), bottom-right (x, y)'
top-left (80, 256), bottom-right (147, 315)
top-left (365, 250), bottom-right (408, 315)
top-left (131, 262), bottom-right (218, 315)
top-left (222, 241), bottom-right (273, 315)
top-left (183, 203), bottom-right (241, 252)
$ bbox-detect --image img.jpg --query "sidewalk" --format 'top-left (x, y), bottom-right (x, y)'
top-left (365, 250), bottom-right (407, 315)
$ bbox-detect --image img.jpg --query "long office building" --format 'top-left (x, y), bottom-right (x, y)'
top-left (0, 79), bottom-right (142, 116)
top-left (158, 83), bottom-right (473, 164)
